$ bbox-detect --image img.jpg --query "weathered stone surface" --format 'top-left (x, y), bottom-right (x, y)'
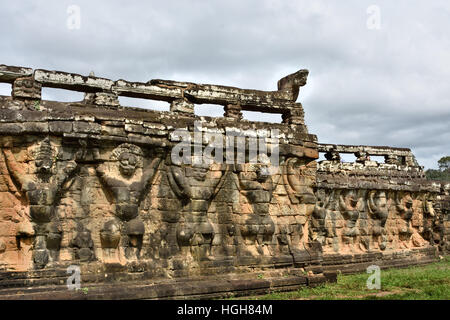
top-left (0, 64), bottom-right (447, 299)
top-left (34, 69), bottom-right (114, 92)
top-left (94, 92), bottom-right (119, 107)
top-left (0, 65), bottom-right (33, 83)
top-left (12, 77), bottom-right (41, 100)
top-left (49, 121), bottom-right (73, 134)
top-left (170, 98), bottom-right (194, 115)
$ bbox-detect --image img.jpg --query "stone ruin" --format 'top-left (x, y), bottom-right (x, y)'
top-left (0, 64), bottom-right (448, 299)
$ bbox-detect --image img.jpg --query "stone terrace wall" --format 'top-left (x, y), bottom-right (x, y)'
top-left (0, 64), bottom-right (447, 299)
top-left (314, 144), bottom-right (448, 273)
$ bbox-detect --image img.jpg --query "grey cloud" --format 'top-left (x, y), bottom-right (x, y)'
top-left (0, 0), bottom-right (449, 169)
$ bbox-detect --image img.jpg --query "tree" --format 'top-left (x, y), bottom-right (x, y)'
top-left (425, 168), bottom-right (450, 181)
top-left (425, 156), bottom-right (450, 181)
top-left (438, 156), bottom-right (450, 171)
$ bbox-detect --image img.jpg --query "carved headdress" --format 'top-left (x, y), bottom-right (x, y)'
top-left (111, 143), bottom-right (144, 167)
top-left (34, 137), bottom-right (55, 173)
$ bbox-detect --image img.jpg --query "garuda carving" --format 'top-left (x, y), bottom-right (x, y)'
top-left (96, 143), bottom-right (164, 262)
top-left (167, 160), bottom-right (227, 261)
top-left (395, 191), bottom-right (415, 248)
top-left (367, 190), bottom-right (389, 250)
top-left (339, 189), bottom-right (365, 251)
top-left (311, 189), bottom-right (334, 246)
top-left (234, 161), bottom-right (277, 256)
top-left (282, 156), bottom-right (316, 251)
top-left (2, 137), bottom-right (78, 268)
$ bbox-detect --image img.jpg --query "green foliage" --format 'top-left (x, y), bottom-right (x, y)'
top-left (425, 169), bottom-right (450, 181)
top-left (426, 156), bottom-right (450, 181)
top-left (33, 100), bottom-right (40, 111)
top-left (438, 156), bottom-right (450, 171)
top-left (76, 287), bottom-right (89, 295)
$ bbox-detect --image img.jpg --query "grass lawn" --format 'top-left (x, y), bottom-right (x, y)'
top-left (235, 256), bottom-right (450, 300)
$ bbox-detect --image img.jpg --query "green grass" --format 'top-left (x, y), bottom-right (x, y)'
top-left (234, 256), bottom-right (450, 300)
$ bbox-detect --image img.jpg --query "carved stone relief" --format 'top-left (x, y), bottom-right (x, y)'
top-left (167, 159), bottom-right (226, 262)
top-left (2, 137), bottom-right (78, 268)
top-left (96, 143), bottom-right (163, 262)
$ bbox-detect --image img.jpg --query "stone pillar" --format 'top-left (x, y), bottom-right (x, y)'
top-left (12, 77), bottom-right (41, 100)
top-left (282, 104), bottom-right (307, 132)
top-left (325, 149), bottom-right (341, 162)
top-left (355, 150), bottom-right (370, 163)
top-left (94, 92), bottom-right (119, 107)
top-left (170, 98), bottom-right (195, 115)
top-left (224, 104), bottom-right (243, 120)
top-left (384, 154), bottom-right (399, 165)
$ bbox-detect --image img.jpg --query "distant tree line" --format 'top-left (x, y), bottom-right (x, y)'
top-left (425, 156), bottom-right (450, 181)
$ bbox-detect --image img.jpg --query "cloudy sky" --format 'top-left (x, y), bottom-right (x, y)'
top-left (1, 0), bottom-right (449, 169)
